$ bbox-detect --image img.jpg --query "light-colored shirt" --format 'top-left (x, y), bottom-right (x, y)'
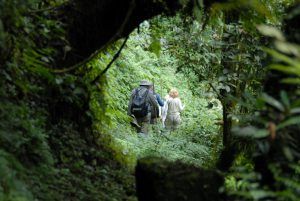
top-left (166, 97), bottom-right (184, 116)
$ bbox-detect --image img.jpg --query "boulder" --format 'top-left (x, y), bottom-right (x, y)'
top-left (136, 157), bottom-right (224, 201)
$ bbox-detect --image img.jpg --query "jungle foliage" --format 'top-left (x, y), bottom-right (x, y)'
top-left (87, 19), bottom-right (223, 169)
top-left (0, 0), bottom-right (135, 200)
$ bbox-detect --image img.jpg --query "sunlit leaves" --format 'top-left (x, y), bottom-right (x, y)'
top-left (148, 38), bottom-right (161, 57)
top-left (257, 24), bottom-right (285, 41)
top-left (232, 126), bottom-right (269, 139)
top-left (277, 117), bottom-right (300, 130)
top-left (274, 41), bottom-right (300, 57)
top-left (265, 48), bottom-right (300, 67)
top-left (281, 77), bottom-right (300, 85)
top-left (211, 0), bottom-right (278, 27)
top-left (264, 42), bottom-right (300, 88)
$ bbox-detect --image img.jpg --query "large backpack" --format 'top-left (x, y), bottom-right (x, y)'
top-left (131, 89), bottom-right (149, 118)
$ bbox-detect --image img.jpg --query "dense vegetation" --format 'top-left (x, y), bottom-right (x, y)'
top-left (88, 19), bottom-right (223, 169)
top-left (1, 0), bottom-right (300, 201)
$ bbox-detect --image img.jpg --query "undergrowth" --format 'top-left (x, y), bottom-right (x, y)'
top-left (88, 20), bottom-right (223, 169)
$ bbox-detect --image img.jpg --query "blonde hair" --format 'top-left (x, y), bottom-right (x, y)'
top-left (169, 88), bottom-right (179, 98)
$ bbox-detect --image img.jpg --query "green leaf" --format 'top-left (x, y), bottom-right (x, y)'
top-left (253, 129), bottom-right (270, 138)
top-left (249, 190), bottom-right (275, 200)
top-left (28, 66), bottom-right (55, 82)
top-left (233, 126), bottom-right (269, 139)
top-left (225, 85), bottom-right (230, 92)
top-left (264, 48), bottom-right (300, 67)
top-left (277, 116), bottom-right (300, 130)
top-left (148, 39), bottom-right (161, 57)
top-left (274, 41), bottom-right (300, 56)
top-left (281, 78), bottom-right (300, 85)
top-left (257, 25), bottom-right (285, 41)
top-left (283, 146), bottom-right (294, 161)
top-left (269, 64), bottom-right (300, 76)
top-left (262, 93), bottom-right (285, 112)
top-left (280, 91), bottom-right (290, 108)
top-left (290, 107), bottom-right (300, 115)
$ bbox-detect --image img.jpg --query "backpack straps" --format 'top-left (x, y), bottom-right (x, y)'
top-left (145, 89), bottom-right (149, 98)
top-left (135, 88), bottom-right (149, 98)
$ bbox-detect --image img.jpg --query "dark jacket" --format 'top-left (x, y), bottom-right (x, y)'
top-left (128, 86), bottom-right (159, 118)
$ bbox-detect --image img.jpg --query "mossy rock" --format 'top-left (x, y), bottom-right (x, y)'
top-left (136, 157), bottom-right (224, 201)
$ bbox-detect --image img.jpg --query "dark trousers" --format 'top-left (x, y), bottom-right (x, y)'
top-left (136, 113), bottom-right (151, 134)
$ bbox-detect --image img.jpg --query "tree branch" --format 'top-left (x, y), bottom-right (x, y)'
top-left (91, 35), bottom-right (129, 85)
top-left (52, 0), bottom-right (136, 74)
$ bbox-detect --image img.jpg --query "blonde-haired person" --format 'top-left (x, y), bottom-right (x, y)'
top-left (165, 88), bottom-right (184, 131)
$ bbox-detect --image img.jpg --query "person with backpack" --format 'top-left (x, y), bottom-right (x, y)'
top-left (128, 80), bottom-right (159, 135)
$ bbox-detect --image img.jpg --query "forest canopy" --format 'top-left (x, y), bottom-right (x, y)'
top-left (1, 0), bottom-right (300, 201)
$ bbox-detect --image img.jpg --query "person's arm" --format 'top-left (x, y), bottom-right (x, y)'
top-left (155, 94), bottom-right (164, 107)
top-left (162, 99), bottom-right (168, 117)
top-left (178, 98), bottom-right (184, 112)
top-left (148, 92), bottom-right (159, 114)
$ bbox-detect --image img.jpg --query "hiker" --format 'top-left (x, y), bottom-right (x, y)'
top-left (128, 80), bottom-right (159, 135)
top-left (161, 94), bottom-right (170, 128)
top-left (149, 85), bottom-right (164, 124)
top-left (165, 88), bottom-right (184, 131)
